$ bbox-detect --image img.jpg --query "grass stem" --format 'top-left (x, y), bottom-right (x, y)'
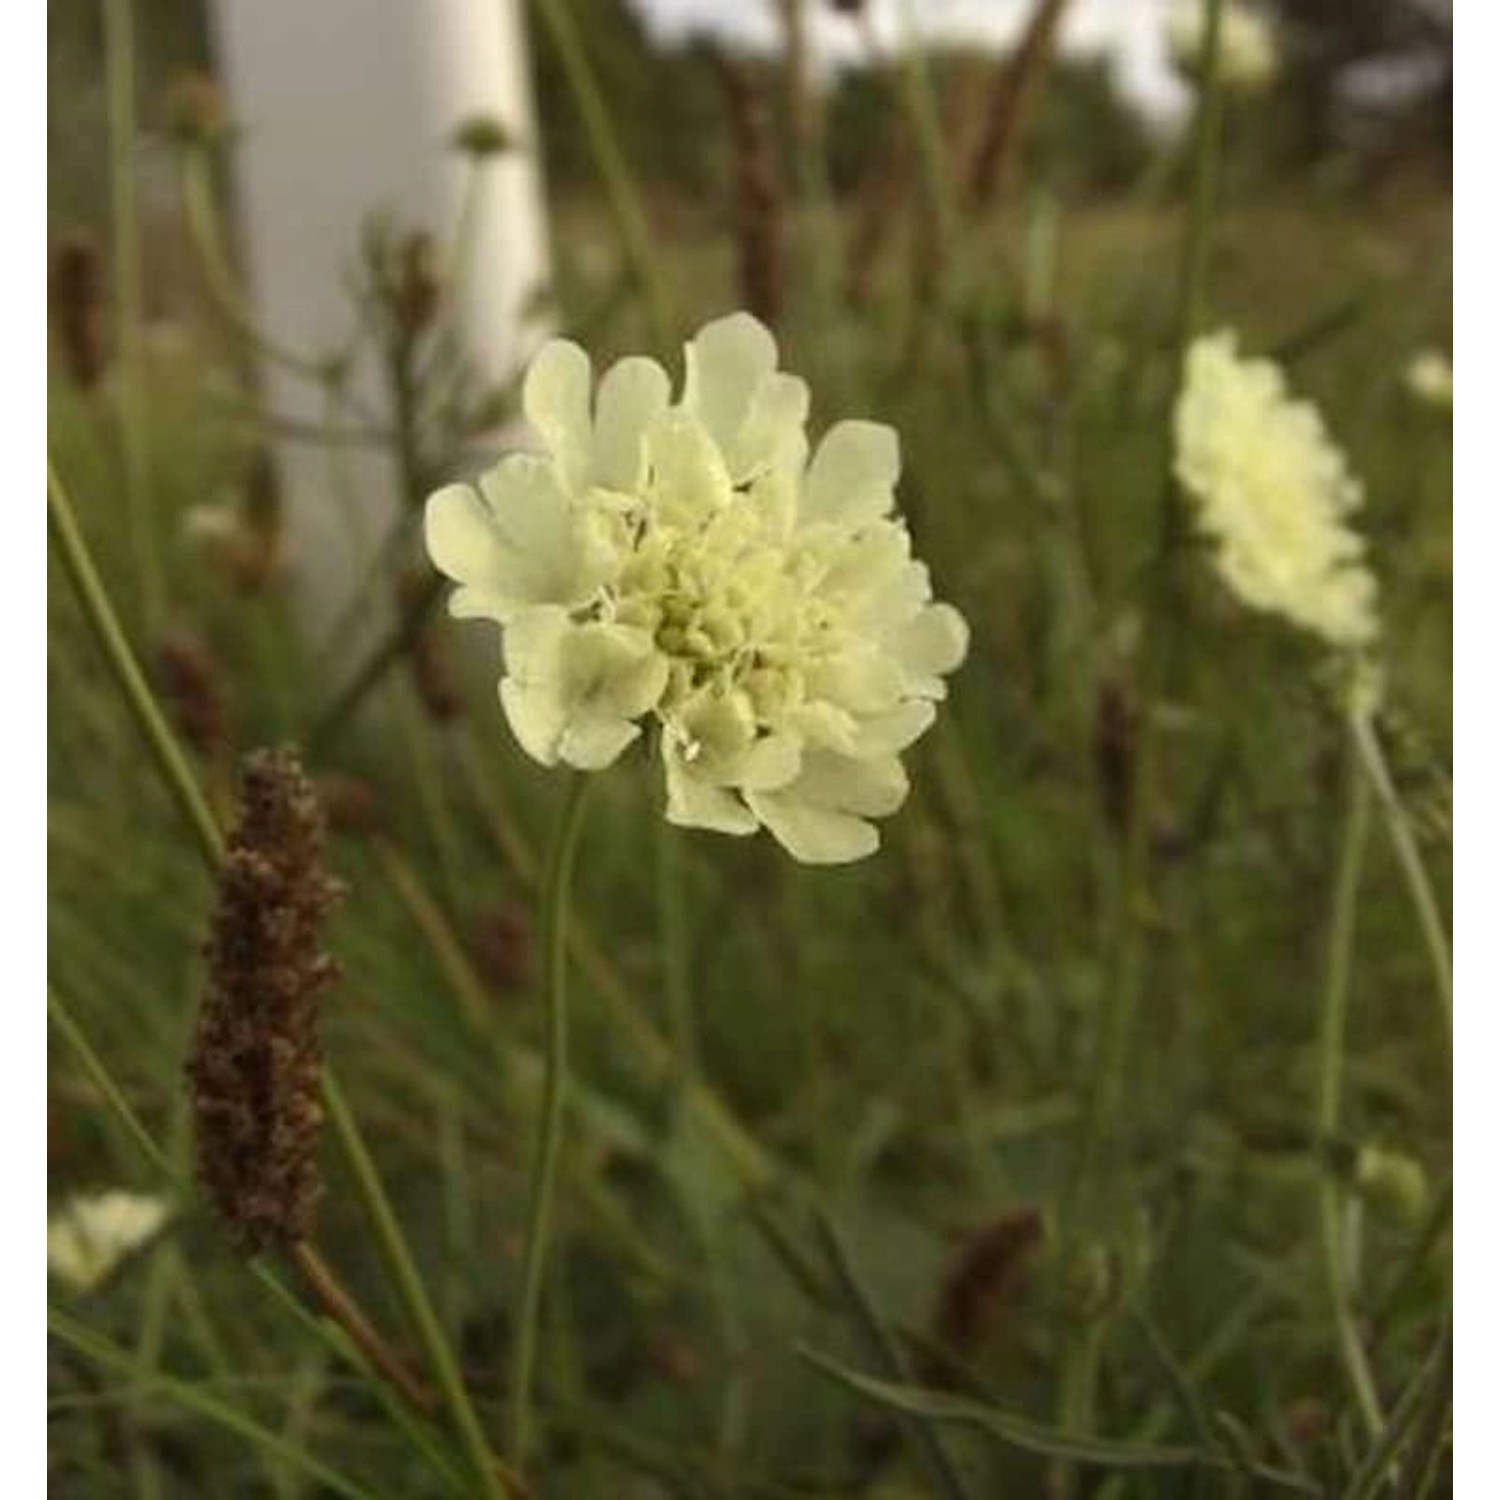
top-left (322, 1076), bottom-right (513, 1499)
top-left (532, 0), bottom-right (674, 353)
top-left (1349, 708), bottom-right (1452, 1039)
top-left (102, 0), bottom-right (159, 635)
top-left (48, 458), bottom-right (224, 868)
top-left (507, 774), bottom-right (592, 1472)
top-left (1317, 730), bottom-right (1385, 1442)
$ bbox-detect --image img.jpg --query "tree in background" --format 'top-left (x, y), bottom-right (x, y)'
top-left (1261, 0), bottom-right (1451, 170)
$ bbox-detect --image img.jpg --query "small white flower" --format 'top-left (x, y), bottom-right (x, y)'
top-left (426, 313), bottom-right (968, 864)
top-left (1174, 331), bottom-right (1379, 654)
top-left (1403, 348), bottom-right (1452, 409)
top-left (1167, 1), bottom-right (1278, 93)
top-left (48, 1191), bottom-right (170, 1292)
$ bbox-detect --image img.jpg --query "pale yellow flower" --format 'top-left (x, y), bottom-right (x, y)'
top-left (1167, 1), bottom-right (1278, 92)
top-left (48, 1191), bottom-right (169, 1292)
top-left (426, 313), bottom-right (968, 864)
top-left (1174, 331), bottom-right (1379, 653)
top-left (1403, 348), bottom-right (1453, 409)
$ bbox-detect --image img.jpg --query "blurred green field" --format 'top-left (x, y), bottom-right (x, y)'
top-left (48, 5), bottom-right (1451, 1496)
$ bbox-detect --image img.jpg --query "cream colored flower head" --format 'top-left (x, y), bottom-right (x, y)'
top-left (1167, 1), bottom-right (1278, 92)
top-left (425, 313), bottom-right (968, 864)
top-left (1174, 331), bottom-right (1379, 654)
top-left (1403, 348), bottom-right (1453, 409)
top-left (48, 1191), bottom-right (169, 1292)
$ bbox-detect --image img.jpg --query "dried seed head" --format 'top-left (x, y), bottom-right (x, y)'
top-left (163, 72), bottom-right (232, 148)
top-left (926, 1208), bottom-right (1045, 1377)
top-left (449, 113), bottom-right (517, 158)
top-left (1094, 673), bottom-right (1137, 841)
top-left (315, 773), bottom-right (384, 838)
top-left (50, 233), bottom-right (108, 389)
top-left (410, 630), bottom-right (463, 722)
top-left (188, 748), bottom-right (343, 1253)
top-left (399, 568), bottom-right (463, 722)
top-left (468, 905), bottom-right (533, 995)
top-left (395, 233), bottom-right (443, 336)
top-left (156, 632), bottom-right (228, 760)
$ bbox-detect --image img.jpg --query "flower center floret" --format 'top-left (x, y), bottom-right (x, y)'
top-left (592, 479), bottom-right (832, 773)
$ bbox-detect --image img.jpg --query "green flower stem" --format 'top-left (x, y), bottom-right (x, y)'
top-left (1349, 708), bottom-right (1452, 1039)
top-left (1174, 0), bottom-right (1227, 353)
top-left (179, 150), bottom-right (343, 385)
top-left (508, 773), bottom-right (592, 1471)
top-left (532, 0), bottom-right (673, 353)
top-left (48, 459), bottom-right (224, 868)
top-left (657, 823), bottom-right (697, 1076)
top-left (457, 733), bottom-right (778, 1195)
top-left (102, 0), bottom-right (159, 636)
top-left (894, 0), bottom-right (959, 283)
top-left (1057, 6), bottom-right (1228, 1473)
top-left (1317, 735), bottom-right (1385, 1442)
top-left (1085, 0), bottom-right (1228, 1175)
top-left (322, 1077), bottom-right (513, 1500)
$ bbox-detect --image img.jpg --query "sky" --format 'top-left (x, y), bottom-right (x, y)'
top-left (628, 0), bottom-right (1193, 121)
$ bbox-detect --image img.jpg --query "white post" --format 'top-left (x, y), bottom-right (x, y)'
top-left (208, 0), bottom-right (551, 640)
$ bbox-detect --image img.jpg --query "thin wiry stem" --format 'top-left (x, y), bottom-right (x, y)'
top-left (1317, 733), bottom-right (1386, 1442)
top-left (48, 459), bottom-right (224, 868)
top-left (508, 775), bottom-right (592, 1472)
top-left (532, 0), bottom-right (673, 352)
top-left (1174, 0), bottom-right (1227, 350)
top-left (179, 149), bottom-right (342, 385)
top-left (322, 1078), bottom-right (515, 1500)
top-left (102, 0), bottom-right (159, 634)
top-left (1054, 7), bottom-right (1228, 1485)
top-left (657, 823), bottom-right (697, 1076)
top-left (288, 1242), bottom-right (437, 1418)
top-left (1349, 709), bottom-right (1452, 1039)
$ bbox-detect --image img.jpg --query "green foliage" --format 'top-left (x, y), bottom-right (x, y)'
top-left (48, 11), bottom-right (1451, 1496)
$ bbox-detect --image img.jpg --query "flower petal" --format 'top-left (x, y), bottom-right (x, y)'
top-left (425, 481), bottom-right (508, 597)
top-left (645, 410), bottom-right (733, 526)
top-left (559, 717), bottom-right (641, 770)
top-left (803, 642), bottom-right (906, 715)
top-left (847, 700), bottom-right (936, 758)
top-left (665, 746), bottom-right (758, 834)
top-left (801, 420), bottom-right (900, 529)
top-left (745, 789), bottom-right (879, 864)
top-left (500, 677), bottom-right (566, 766)
top-left (728, 371), bottom-right (810, 483)
top-left (592, 356), bottom-right (671, 491)
top-left (890, 603), bottom-right (970, 693)
top-left (477, 456), bottom-right (602, 612)
top-left (682, 312), bottom-right (778, 457)
top-left (559, 623), bottom-right (669, 720)
top-left (523, 339), bottom-right (593, 489)
top-left (738, 733), bottom-right (803, 791)
top-left (792, 752), bottom-right (909, 818)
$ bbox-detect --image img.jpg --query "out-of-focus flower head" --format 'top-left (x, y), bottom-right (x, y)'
top-left (1174, 331), bottom-right (1379, 656)
top-left (48, 1191), bottom-right (169, 1293)
top-left (1167, 1), bottom-right (1278, 93)
top-left (425, 312), bottom-right (969, 864)
top-left (1403, 348), bottom-right (1453, 409)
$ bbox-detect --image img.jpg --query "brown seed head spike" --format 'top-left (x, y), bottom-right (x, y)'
top-left (188, 748), bottom-right (343, 1253)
